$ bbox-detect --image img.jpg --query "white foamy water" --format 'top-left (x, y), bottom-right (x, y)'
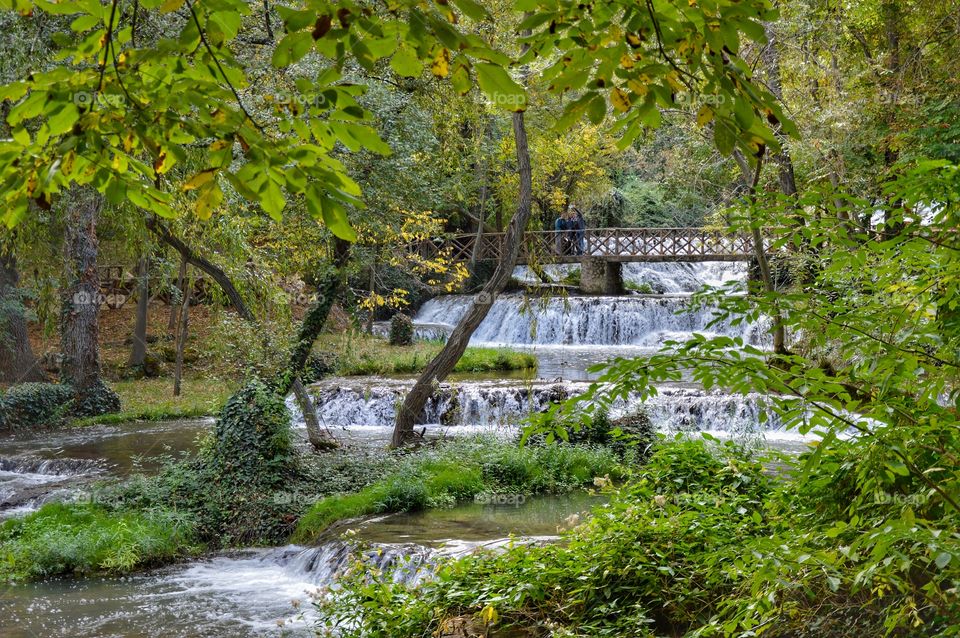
top-left (512, 261), bottom-right (747, 293)
top-left (414, 294), bottom-right (766, 348)
top-left (293, 378), bottom-right (793, 441)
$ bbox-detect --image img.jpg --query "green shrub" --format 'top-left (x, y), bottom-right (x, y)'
top-left (0, 503), bottom-right (197, 582)
top-left (210, 379), bottom-right (293, 485)
top-left (0, 382), bottom-right (73, 430)
top-left (389, 312), bottom-right (414, 346)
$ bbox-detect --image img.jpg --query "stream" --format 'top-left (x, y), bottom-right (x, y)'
top-left (1, 261), bottom-right (815, 636)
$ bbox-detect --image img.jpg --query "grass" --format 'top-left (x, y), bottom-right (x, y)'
top-left (75, 377), bottom-right (237, 426)
top-left (315, 333), bottom-right (537, 376)
top-left (0, 502), bottom-right (198, 582)
top-left (292, 437), bottom-right (624, 543)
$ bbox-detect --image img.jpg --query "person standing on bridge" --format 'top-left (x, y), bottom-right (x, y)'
top-left (571, 206), bottom-right (586, 255)
top-left (554, 213), bottom-right (570, 255)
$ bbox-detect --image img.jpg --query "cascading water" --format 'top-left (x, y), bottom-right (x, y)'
top-left (295, 378), bottom-right (785, 439)
top-left (414, 294), bottom-right (765, 347)
top-left (513, 261), bottom-right (747, 293)
top-left (1, 497), bottom-right (585, 637)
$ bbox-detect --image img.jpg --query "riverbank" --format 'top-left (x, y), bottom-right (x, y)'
top-left (0, 431), bottom-right (628, 583)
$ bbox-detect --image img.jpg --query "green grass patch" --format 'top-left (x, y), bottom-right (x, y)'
top-left (0, 503), bottom-right (198, 582)
top-left (74, 377), bottom-right (237, 426)
top-left (316, 333), bottom-right (536, 376)
top-left (292, 438), bottom-right (623, 543)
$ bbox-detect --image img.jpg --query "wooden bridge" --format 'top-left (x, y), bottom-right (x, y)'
top-left (409, 228), bottom-right (757, 265)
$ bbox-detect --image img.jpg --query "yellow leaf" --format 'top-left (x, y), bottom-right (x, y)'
top-left (182, 169), bottom-right (215, 191)
top-left (611, 87), bottom-right (631, 112)
top-left (696, 105), bottom-right (714, 127)
top-left (480, 605), bottom-right (498, 625)
top-left (627, 79), bottom-right (648, 97)
top-left (431, 48), bottom-right (450, 78)
top-left (619, 54), bottom-right (634, 69)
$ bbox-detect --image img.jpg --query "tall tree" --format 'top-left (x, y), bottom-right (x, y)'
top-left (0, 241), bottom-right (44, 383)
top-left (60, 193), bottom-right (119, 416)
top-left (393, 109), bottom-right (534, 446)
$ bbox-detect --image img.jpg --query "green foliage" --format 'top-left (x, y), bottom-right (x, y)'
top-left (209, 379), bottom-right (292, 485)
top-left (0, 503), bottom-right (196, 582)
top-left (293, 437), bottom-right (624, 543)
top-left (317, 333), bottom-right (535, 376)
top-left (0, 382), bottom-right (73, 430)
top-left (388, 312), bottom-right (414, 346)
top-left (69, 380), bottom-right (121, 418)
top-left (316, 436), bottom-right (960, 637)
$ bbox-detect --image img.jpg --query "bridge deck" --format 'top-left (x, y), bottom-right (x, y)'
top-left (409, 228), bottom-right (757, 264)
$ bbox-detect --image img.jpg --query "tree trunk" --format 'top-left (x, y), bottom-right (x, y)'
top-left (762, 23), bottom-right (799, 200)
top-left (168, 254), bottom-right (186, 336)
top-left (291, 377), bottom-right (337, 450)
top-left (0, 247), bottom-right (45, 383)
top-left (61, 193), bottom-right (120, 416)
top-left (129, 255), bottom-right (150, 368)
top-left (145, 217), bottom-right (254, 321)
top-left (274, 238), bottom-right (351, 396)
top-left (392, 110), bottom-right (533, 447)
top-left (745, 155), bottom-right (788, 355)
top-left (173, 269), bottom-right (192, 397)
top-left (365, 258), bottom-right (376, 335)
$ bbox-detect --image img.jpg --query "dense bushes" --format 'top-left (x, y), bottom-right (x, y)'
top-left (293, 437), bottom-right (625, 543)
top-left (0, 503), bottom-right (196, 582)
top-left (0, 382), bottom-right (74, 430)
top-left (313, 437), bottom-right (960, 638)
top-left (388, 312), bottom-right (414, 346)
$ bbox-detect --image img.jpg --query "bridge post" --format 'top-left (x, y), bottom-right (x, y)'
top-left (580, 257), bottom-right (623, 295)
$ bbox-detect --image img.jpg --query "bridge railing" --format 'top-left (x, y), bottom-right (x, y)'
top-left (407, 228), bottom-right (756, 264)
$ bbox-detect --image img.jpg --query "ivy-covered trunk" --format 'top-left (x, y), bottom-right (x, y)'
top-left (391, 110), bottom-right (533, 447)
top-left (0, 246), bottom-right (45, 383)
top-left (60, 194), bottom-right (119, 416)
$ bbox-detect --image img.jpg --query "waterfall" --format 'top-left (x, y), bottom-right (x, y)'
top-left (300, 378), bottom-right (783, 435)
top-left (513, 261), bottom-right (747, 294)
top-left (414, 294), bottom-right (766, 347)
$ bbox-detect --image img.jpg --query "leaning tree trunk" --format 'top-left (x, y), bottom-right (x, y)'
top-left (291, 377), bottom-right (336, 450)
top-left (129, 254), bottom-right (150, 368)
top-left (0, 246), bottom-right (46, 383)
top-left (145, 216), bottom-right (254, 321)
top-left (61, 194), bottom-right (120, 416)
top-left (392, 110), bottom-right (533, 447)
top-left (168, 254), bottom-right (187, 336)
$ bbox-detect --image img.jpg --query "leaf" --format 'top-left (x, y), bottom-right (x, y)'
top-left (475, 63), bottom-right (526, 112)
top-left (713, 120), bottom-right (735, 156)
top-left (452, 0), bottom-right (488, 21)
top-left (431, 47), bottom-right (450, 78)
top-left (307, 184), bottom-right (357, 241)
top-left (610, 87), bottom-right (630, 112)
top-left (696, 105), bottom-right (715, 127)
top-left (935, 552), bottom-right (952, 569)
top-left (182, 169), bottom-right (216, 191)
top-left (390, 44), bottom-right (422, 78)
top-left (272, 32), bottom-right (313, 67)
